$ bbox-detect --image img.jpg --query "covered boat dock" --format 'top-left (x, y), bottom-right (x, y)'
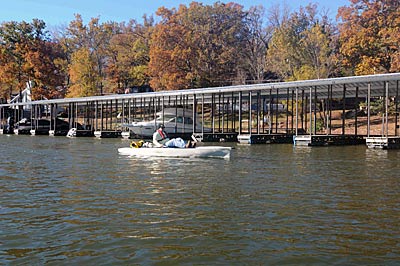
top-left (1, 73), bottom-right (399, 148)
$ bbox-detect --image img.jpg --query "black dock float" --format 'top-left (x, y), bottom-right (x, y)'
top-left (30, 129), bottom-right (50, 136)
top-left (0, 128), bottom-right (13, 134)
top-left (75, 130), bottom-right (95, 137)
top-left (14, 129), bottom-right (30, 135)
top-left (94, 130), bottom-right (121, 138)
top-left (238, 134), bottom-right (294, 144)
top-left (49, 130), bottom-right (69, 136)
top-left (200, 133), bottom-right (238, 142)
top-left (294, 135), bottom-right (366, 146)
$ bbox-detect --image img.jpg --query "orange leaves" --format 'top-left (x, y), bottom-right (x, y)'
top-left (390, 52), bottom-right (400, 72)
top-left (337, 0), bottom-right (400, 74)
top-left (1, 1), bottom-right (399, 100)
top-left (0, 20), bottom-right (67, 99)
top-left (149, 2), bottom-right (248, 90)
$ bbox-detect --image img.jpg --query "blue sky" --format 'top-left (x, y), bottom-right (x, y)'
top-left (1, 0), bottom-right (350, 26)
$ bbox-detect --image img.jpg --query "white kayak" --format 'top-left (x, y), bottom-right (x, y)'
top-left (118, 146), bottom-right (231, 159)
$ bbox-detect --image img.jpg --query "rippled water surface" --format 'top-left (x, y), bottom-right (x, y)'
top-left (1, 135), bottom-right (399, 265)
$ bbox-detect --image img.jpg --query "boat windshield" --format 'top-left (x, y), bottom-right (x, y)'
top-left (155, 115), bottom-right (193, 124)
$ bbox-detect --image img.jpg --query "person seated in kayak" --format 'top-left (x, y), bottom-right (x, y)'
top-left (153, 124), bottom-right (169, 147)
top-left (153, 124), bottom-right (195, 148)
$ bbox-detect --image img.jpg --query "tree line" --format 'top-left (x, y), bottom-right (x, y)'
top-left (0, 0), bottom-right (399, 101)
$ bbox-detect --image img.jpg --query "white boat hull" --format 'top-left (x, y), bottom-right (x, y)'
top-left (118, 146), bottom-right (231, 159)
top-left (122, 108), bottom-right (210, 138)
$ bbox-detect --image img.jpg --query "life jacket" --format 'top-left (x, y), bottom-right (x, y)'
top-left (130, 140), bottom-right (144, 148)
top-left (157, 129), bottom-right (167, 140)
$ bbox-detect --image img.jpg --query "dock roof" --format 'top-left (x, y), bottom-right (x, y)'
top-left (2, 73), bottom-right (400, 107)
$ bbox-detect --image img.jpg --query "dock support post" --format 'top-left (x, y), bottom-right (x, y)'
top-left (239, 91), bottom-right (242, 134)
top-left (396, 80), bottom-right (399, 136)
top-left (367, 83), bottom-right (371, 137)
top-left (355, 86), bottom-right (359, 136)
top-left (286, 88), bottom-right (289, 134)
top-left (309, 87), bottom-right (312, 136)
top-left (295, 87), bottom-right (298, 136)
top-left (342, 84), bottom-right (346, 135)
top-left (313, 86), bottom-right (317, 134)
top-left (385, 81), bottom-right (389, 137)
top-left (249, 91), bottom-right (252, 134)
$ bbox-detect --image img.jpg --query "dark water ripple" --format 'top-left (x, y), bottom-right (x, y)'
top-left (1, 135), bottom-right (399, 265)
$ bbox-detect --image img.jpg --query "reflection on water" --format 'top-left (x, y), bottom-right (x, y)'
top-left (0, 135), bottom-right (399, 265)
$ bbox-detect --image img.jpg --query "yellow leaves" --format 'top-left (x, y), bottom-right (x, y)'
top-left (266, 6), bottom-right (337, 81)
top-left (390, 52), bottom-right (400, 72)
top-left (338, 0), bottom-right (400, 74)
top-left (1, 1), bottom-right (398, 99)
top-left (293, 65), bottom-right (315, 81)
top-left (107, 28), bottom-right (150, 89)
top-left (67, 48), bottom-right (99, 97)
top-left (355, 56), bottom-right (383, 75)
top-left (130, 65), bottom-right (149, 86)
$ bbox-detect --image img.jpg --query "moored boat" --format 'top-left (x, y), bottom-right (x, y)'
top-left (118, 145), bottom-right (231, 159)
top-left (14, 118), bottom-right (70, 135)
top-left (122, 108), bottom-right (210, 138)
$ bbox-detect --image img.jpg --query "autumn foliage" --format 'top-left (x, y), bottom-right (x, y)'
top-left (149, 2), bottom-right (250, 90)
top-left (337, 0), bottom-right (400, 75)
top-left (0, 1), bottom-right (399, 100)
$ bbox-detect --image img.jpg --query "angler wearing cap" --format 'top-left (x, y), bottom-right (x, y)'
top-left (153, 124), bottom-right (170, 147)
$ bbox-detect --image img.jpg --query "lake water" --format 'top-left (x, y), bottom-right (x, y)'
top-left (1, 134), bottom-right (399, 265)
